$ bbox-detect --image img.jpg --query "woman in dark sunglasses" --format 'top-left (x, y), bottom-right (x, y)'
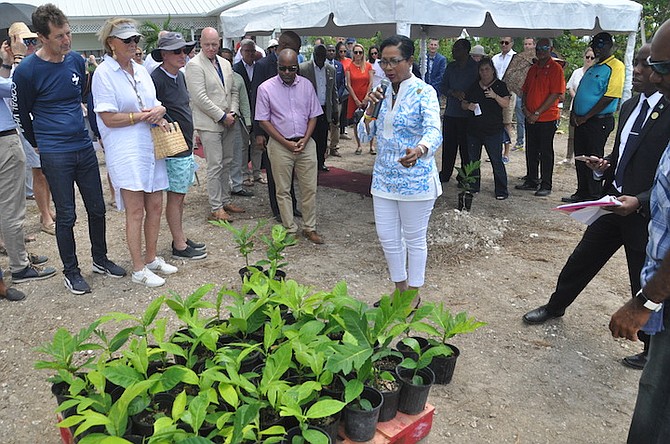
top-left (92, 18), bottom-right (176, 288)
top-left (346, 43), bottom-right (374, 154)
top-left (561, 47), bottom-right (596, 165)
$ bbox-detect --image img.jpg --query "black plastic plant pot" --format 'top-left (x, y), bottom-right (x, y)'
top-left (457, 191), bottom-right (474, 211)
top-left (429, 344), bottom-right (460, 385)
top-left (265, 268), bottom-right (287, 281)
top-left (343, 386), bottom-right (383, 442)
top-left (395, 336), bottom-right (430, 361)
top-left (283, 425), bottom-right (331, 444)
top-left (377, 374), bottom-right (401, 422)
top-left (396, 366), bottom-right (435, 415)
top-left (131, 393), bottom-right (175, 437)
top-left (239, 265), bottom-right (263, 281)
top-left (122, 434), bottom-right (144, 444)
top-left (307, 411), bottom-right (341, 444)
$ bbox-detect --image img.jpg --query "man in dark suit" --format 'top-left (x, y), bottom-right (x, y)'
top-left (522, 44), bottom-right (670, 369)
top-left (299, 44), bottom-right (338, 172)
top-left (425, 38), bottom-right (447, 98)
top-left (233, 39), bottom-right (263, 184)
top-left (251, 31), bottom-right (302, 221)
top-left (325, 43), bottom-right (345, 156)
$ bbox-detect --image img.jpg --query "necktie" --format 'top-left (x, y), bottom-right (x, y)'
top-left (212, 58), bottom-right (224, 85)
top-left (615, 99), bottom-right (649, 187)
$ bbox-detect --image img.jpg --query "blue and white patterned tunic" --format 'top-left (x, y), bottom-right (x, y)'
top-left (358, 75), bottom-right (442, 201)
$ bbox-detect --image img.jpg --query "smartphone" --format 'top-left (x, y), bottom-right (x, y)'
top-left (574, 155), bottom-right (600, 162)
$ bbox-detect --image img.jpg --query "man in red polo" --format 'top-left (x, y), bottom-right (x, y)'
top-left (516, 38), bottom-right (565, 197)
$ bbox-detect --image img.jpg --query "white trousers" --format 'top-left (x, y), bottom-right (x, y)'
top-left (373, 196), bottom-right (436, 288)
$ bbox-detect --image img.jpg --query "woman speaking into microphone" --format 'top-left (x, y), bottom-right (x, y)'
top-left (358, 35), bottom-right (442, 303)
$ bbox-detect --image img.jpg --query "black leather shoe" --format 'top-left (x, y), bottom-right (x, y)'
top-left (515, 182), bottom-right (538, 191)
top-left (522, 305), bottom-right (565, 324)
top-left (561, 193), bottom-right (586, 203)
top-left (318, 165), bottom-right (330, 172)
top-left (622, 352), bottom-right (647, 370)
top-left (535, 188), bottom-right (551, 197)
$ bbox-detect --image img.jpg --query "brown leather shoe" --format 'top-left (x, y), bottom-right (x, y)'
top-left (223, 203), bottom-right (245, 214)
top-left (303, 230), bottom-right (324, 244)
top-left (208, 208), bottom-right (233, 222)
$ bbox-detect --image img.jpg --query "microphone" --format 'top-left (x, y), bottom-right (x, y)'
top-left (371, 78), bottom-right (391, 120)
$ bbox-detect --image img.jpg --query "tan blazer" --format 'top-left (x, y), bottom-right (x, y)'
top-left (185, 51), bottom-right (239, 132)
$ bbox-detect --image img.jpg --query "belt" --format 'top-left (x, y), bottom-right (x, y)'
top-left (0, 129), bottom-right (17, 138)
top-left (592, 113), bottom-right (613, 119)
top-left (286, 137), bottom-right (304, 142)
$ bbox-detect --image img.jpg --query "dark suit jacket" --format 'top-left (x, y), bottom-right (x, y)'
top-left (426, 52), bottom-right (447, 98)
top-left (250, 52), bottom-right (279, 137)
top-left (298, 60), bottom-right (338, 124)
top-left (601, 93), bottom-right (670, 217)
top-left (233, 60), bottom-right (254, 114)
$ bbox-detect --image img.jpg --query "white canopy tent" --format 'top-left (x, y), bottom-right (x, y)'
top-left (219, 0), bottom-right (643, 98)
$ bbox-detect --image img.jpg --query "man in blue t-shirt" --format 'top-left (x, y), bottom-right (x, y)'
top-left (12, 4), bottom-right (125, 295)
top-left (565, 32), bottom-right (624, 203)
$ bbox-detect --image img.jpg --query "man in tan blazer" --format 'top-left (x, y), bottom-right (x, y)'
top-left (185, 27), bottom-right (241, 222)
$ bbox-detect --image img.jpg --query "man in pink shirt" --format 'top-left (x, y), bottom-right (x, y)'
top-left (255, 49), bottom-right (325, 244)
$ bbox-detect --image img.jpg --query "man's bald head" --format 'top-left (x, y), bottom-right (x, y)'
top-left (650, 20), bottom-right (670, 99)
top-left (277, 48), bottom-right (298, 85)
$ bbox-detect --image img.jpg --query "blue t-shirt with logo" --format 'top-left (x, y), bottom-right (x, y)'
top-left (12, 51), bottom-right (92, 153)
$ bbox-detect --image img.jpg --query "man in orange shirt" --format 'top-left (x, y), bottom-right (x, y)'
top-left (516, 38), bottom-right (565, 197)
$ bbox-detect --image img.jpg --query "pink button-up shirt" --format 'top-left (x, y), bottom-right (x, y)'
top-left (255, 75), bottom-right (323, 139)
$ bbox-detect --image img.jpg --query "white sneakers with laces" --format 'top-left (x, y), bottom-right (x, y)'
top-left (131, 267), bottom-right (165, 288)
top-left (146, 256), bottom-right (178, 275)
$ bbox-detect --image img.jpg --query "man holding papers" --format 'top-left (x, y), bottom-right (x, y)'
top-left (523, 44), bottom-right (670, 370)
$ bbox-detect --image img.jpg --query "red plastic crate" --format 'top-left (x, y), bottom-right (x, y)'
top-left (338, 404), bottom-right (435, 444)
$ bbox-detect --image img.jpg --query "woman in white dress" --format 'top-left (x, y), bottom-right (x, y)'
top-left (92, 18), bottom-right (177, 288)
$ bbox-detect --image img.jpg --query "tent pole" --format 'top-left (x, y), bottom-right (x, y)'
top-left (622, 31), bottom-right (636, 102)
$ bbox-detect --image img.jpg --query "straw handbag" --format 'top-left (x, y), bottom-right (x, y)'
top-left (151, 121), bottom-right (189, 159)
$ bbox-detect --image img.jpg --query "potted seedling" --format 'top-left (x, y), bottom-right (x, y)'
top-left (413, 303), bottom-right (486, 384)
top-left (210, 219), bottom-right (267, 282)
top-left (258, 224), bottom-right (297, 280)
top-left (395, 337), bottom-right (450, 415)
top-left (455, 160), bottom-right (481, 211)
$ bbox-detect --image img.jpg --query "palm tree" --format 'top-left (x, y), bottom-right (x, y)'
top-left (139, 16), bottom-right (187, 52)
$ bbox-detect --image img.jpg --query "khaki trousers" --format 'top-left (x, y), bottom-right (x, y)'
top-left (0, 132), bottom-right (29, 273)
top-left (266, 137), bottom-right (318, 233)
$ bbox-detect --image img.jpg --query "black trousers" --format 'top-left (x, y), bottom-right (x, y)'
top-left (440, 115), bottom-right (470, 182)
top-left (573, 115), bottom-right (615, 199)
top-left (545, 211), bottom-right (650, 350)
top-left (525, 120), bottom-right (557, 190)
top-left (313, 113), bottom-right (329, 168)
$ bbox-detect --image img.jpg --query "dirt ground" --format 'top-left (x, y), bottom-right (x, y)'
top-left (0, 129), bottom-right (644, 444)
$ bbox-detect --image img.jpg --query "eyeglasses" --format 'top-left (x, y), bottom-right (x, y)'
top-left (278, 65), bottom-right (298, 72)
top-left (171, 47), bottom-right (190, 55)
top-left (353, 50), bottom-right (364, 55)
top-left (339, 50), bottom-right (346, 53)
top-left (116, 35), bottom-right (141, 44)
top-left (500, 41), bottom-right (511, 45)
top-left (536, 45), bottom-right (551, 51)
top-left (327, 49), bottom-right (336, 52)
top-left (135, 52), bottom-right (142, 57)
top-left (379, 58), bottom-right (405, 68)
top-left (23, 38), bottom-right (37, 46)
top-left (584, 55), bottom-right (596, 60)
top-left (370, 52), bottom-right (378, 56)
top-left (647, 55), bottom-right (670, 75)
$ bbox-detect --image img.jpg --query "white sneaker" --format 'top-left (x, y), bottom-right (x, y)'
top-left (131, 267), bottom-right (165, 287)
top-left (146, 256), bottom-right (178, 275)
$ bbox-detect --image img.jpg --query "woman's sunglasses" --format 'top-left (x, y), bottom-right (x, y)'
top-left (116, 35), bottom-right (141, 44)
top-left (171, 47), bottom-right (190, 55)
top-left (353, 50), bottom-right (364, 55)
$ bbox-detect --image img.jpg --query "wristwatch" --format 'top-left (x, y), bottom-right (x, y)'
top-left (533, 111), bottom-right (540, 116)
top-left (636, 289), bottom-right (663, 312)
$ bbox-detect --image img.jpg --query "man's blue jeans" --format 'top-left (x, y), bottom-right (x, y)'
top-left (515, 95), bottom-right (525, 146)
top-left (40, 146), bottom-right (108, 275)
top-left (627, 313), bottom-right (670, 443)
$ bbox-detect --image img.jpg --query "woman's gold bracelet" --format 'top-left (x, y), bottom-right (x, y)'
top-left (129, 112), bottom-right (135, 125)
